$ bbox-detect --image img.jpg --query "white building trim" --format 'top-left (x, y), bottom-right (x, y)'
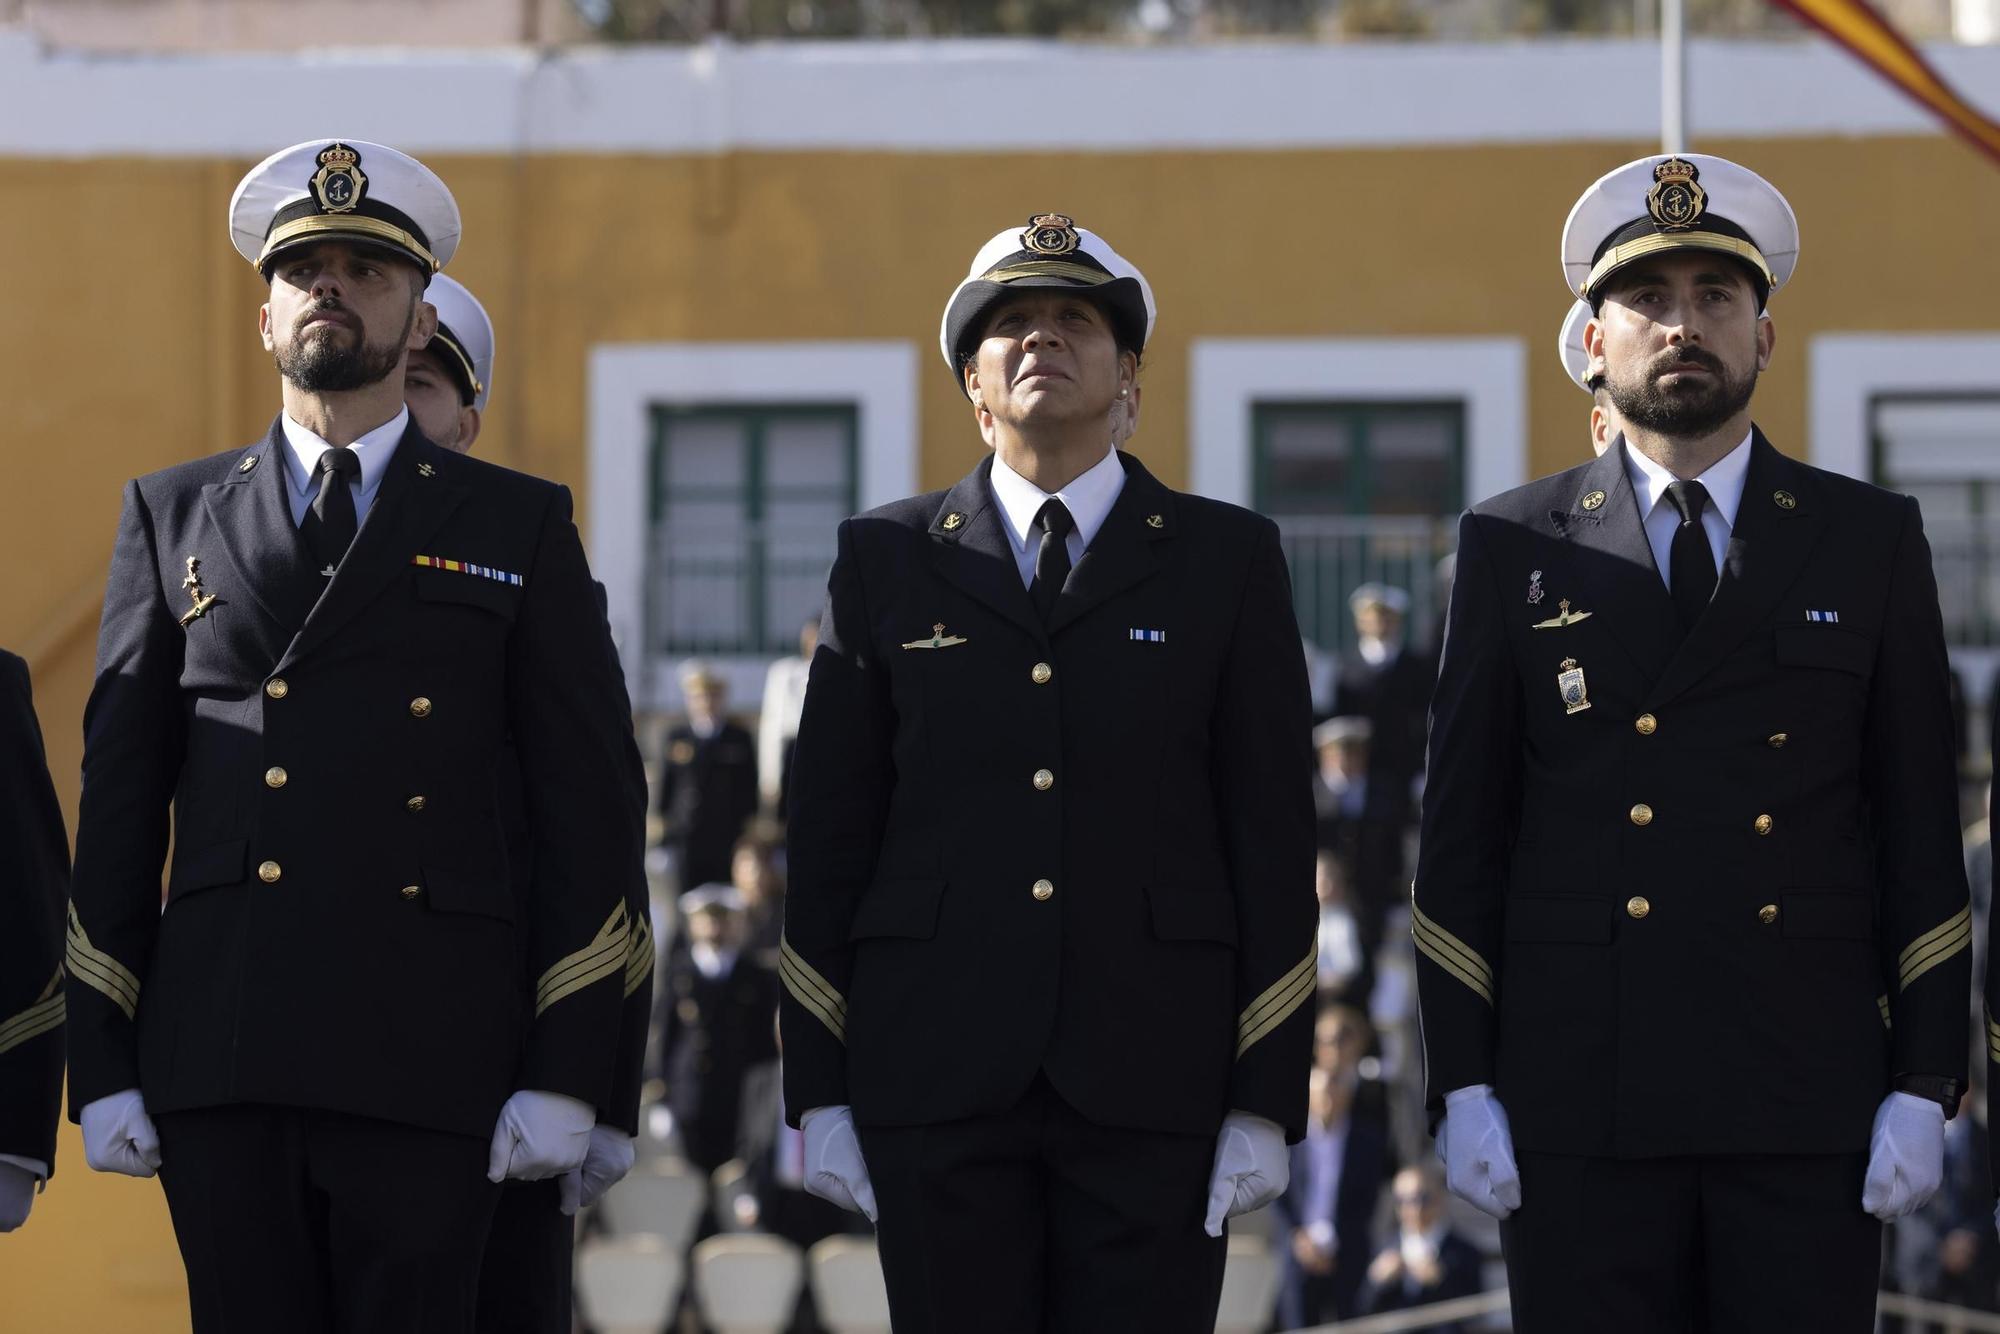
top-left (1187, 337), bottom-right (1528, 509)
top-left (1807, 333), bottom-right (2000, 480)
top-left (586, 339), bottom-right (918, 708)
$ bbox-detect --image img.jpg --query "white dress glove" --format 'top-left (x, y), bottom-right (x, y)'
top-left (1204, 1111), bottom-right (1289, 1237)
top-left (800, 1105), bottom-right (877, 1223)
top-left (1437, 1084), bottom-right (1521, 1220)
top-left (80, 1088), bottom-right (163, 1178)
top-left (487, 1090), bottom-right (596, 1183)
top-left (1861, 1091), bottom-right (1946, 1220)
top-left (559, 1125), bottom-right (637, 1216)
top-left (0, 1160), bottom-right (41, 1231)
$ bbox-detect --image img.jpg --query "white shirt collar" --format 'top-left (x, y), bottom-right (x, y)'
top-left (1621, 430), bottom-right (1753, 532)
top-left (280, 406), bottom-right (409, 498)
top-left (988, 446), bottom-right (1127, 557)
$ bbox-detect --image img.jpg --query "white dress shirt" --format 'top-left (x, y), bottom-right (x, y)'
top-left (756, 654), bottom-right (813, 806)
top-left (1302, 1113), bottom-right (1349, 1245)
top-left (987, 446), bottom-right (1128, 589)
top-left (279, 406), bottom-right (409, 528)
top-left (1621, 432), bottom-right (1751, 592)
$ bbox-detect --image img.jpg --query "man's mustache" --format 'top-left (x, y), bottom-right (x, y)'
top-left (1650, 345), bottom-right (1723, 377)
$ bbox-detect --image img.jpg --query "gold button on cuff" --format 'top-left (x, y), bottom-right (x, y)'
top-left (409, 697), bottom-right (433, 718)
top-left (1767, 733), bottom-right (1788, 748)
top-left (406, 795), bottom-right (427, 813)
top-left (1626, 896), bottom-right (1651, 920)
top-left (1759, 904), bottom-right (1779, 925)
top-left (258, 860), bottom-right (283, 884)
top-left (1629, 803), bottom-right (1654, 827)
top-left (264, 766), bottom-right (288, 789)
top-left (400, 884), bottom-right (422, 901)
top-left (1754, 814), bottom-right (1774, 835)
top-left (1032, 878), bottom-right (1054, 901)
top-left (1033, 768), bottom-right (1055, 791)
top-left (265, 678), bottom-right (289, 700)
top-left (1634, 714), bottom-right (1658, 736)
top-left (1031, 662), bottom-right (1053, 685)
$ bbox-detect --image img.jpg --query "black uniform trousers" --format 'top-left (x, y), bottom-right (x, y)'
top-left (475, 1181), bottom-right (572, 1334)
top-left (857, 1074), bottom-right (1225, 1334)
top-left (1501, 1150), bottom-right (1879, 1334)
top-left (156, 1104), bottom-right (501, 1334)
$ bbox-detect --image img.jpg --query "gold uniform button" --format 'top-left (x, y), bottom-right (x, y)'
top-left (406, 795), bottom-right (427, 813)
top-left (1626, 896), bottom-right (1650, 920)
top-left (1031, 662), bottom-right (1053, 685)
top-left (1634, 714), bottom-right (1658, 736)
top-left (1033, 768), bottom-right (1055, 791)
top-left (264, 766), bottom-right (288, 789)
top-left (1759, 904), bottom-right (1779, 925)
top-left (258, 860), bottom-right (283, 884)
top-left (1754, 813), bottom-right (1774, 835)
top-left (1767, 733), bottom-right (1788, 748)
top-left (1032, 879), bottom-right (1054, 901)
top-left (400, 884), bottom-right (422, 901)
top-left (1629, 803), bottom-right (1654, 827)
top-left (265, 678), bottom-right (289, 700)
top-left (410, 697), bottom-right (433, 718)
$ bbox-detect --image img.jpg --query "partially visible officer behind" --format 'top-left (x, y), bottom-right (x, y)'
top-left (1559, 298), bottom-right (1617, 458)
top-left (403, 273), bottom-right (653, 1334)
top-left (658, 885), bottom-right (779, 1173)
top-left (0, 649), bottom-right (70, 1232)
top-left (66, 141), bottom-right (647, 1334)
top-left (1418, 154), bottom-right (1969, 1333)
top-left (779, 213), bottom-right (1317, 1332)
top-left (655, 660), bottom-right (759, 890)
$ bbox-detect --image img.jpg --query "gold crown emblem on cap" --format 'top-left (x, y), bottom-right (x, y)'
top-left (1021, 213), bottom-right (1081, 257)
top-left (1646, 157), bottom-right (1707, 232)
top-left (310, 142), bottom-right (369, 215)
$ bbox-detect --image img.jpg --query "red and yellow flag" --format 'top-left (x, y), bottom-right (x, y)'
top-left (1772, 0), bottom-right (2000, 165)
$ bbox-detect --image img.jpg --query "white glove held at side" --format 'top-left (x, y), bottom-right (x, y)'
top-left (1861, 1092), bottom-right (1945, 1221)
top-left (559, 1125), bottom-right (637, 1216)
top-left (487, 1090), bottom-right (595, 1183)
top-left (800, 1105), bottom-right (877, 1223)
top-left (1204, 1111), bottom-right (1289, 1238)
top-left (0, 1161), bottom-right (40, 1231)
top-left (1437, 1084), bottom-right (1521, 1220)
top-left (80, 1088), bottom-right (162, 1178)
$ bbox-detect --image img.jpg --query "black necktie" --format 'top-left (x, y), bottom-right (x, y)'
top-left (1665, 479), bottom-right (1718, 633)
top-left (302, 447), bottom-right (361, 574)
top-left (1031, 498), bottom-right (1075, 624)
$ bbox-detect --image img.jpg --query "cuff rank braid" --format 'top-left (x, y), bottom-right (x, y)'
top-left (0, 967), bottom-right (65, 1057)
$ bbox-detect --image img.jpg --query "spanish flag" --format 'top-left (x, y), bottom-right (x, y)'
top-left (1771, 0), bottom-right (2000, 165)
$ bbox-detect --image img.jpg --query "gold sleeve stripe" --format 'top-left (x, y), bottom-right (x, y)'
top-left (0, 994), bottom-right (65, 1056)
top-left (535, 901), bottom-right (630, 1017)
top-left (66, 904), bottom-right (139, 1019)
top-left (1987, 1013), bottom-right (2000, 1063)
top-left (1878, 995), bottom-right (1892, 1030)
top-left (1898, 909), bottom-right (1971, 992)
top-left (1898, 906), bottom-right (1971, 971)
top-left (779, 936), bottom-right (847, 1043)
top-left (1236, 951), bottom-right (1316, 1058)
top-left (623, 913), bottom-right (655, 1000)
top-left (1411, 905), bottom-right (1494, 1006)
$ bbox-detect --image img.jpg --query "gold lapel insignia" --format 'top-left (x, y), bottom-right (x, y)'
top-left (178, 557), bottom-right (220, 627)
top-left (1532, 598), bottom-right (1594, 630)
top-left (903, 623), bottom-right (968, 650)
top-left (1580, 490), bottom-right (1607, 512)
top-left (941, 512), bottom-right (966, 532)
top-left (1145, 514), bottom-right (1164, 529)
top-left (238, 454), bottom-right (259, 473)
top-left (1557, 658), bottom-right (1592, 714)
top-left (417, 461), bottom-right (435, 478)
top-left (1773, 490), bottom-right (1797, 510)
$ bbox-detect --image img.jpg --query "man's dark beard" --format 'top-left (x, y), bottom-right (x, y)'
top-left (1605, 345), bottom-right (1757, 438)
top-left (275, 298), bottom-right (414, 393)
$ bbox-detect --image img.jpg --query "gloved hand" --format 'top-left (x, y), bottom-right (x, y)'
top-left (0, 1160), bottom-right (41, 1231)
top-left (800, 1105), bottom-right (877, 1223)
top-left (1437, 1084), bottom-right (1521, 1219)
top-left (1204, 1111), bottom-right (1289, 1237)
top-left (487, 1090), bottom-right (595, 1183)
top-left (1861, 1091), bottom-right (1946, 1220)
top-left (81, 1088), bottom-right (163, 1178)
top-left (559, 1125), bottom-right (637, 1216)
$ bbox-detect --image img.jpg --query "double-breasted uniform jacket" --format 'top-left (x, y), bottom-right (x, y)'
top-left (780, 451), bottom-right (1318, 1142)
top-left (1416, 432), bottom-right (1969, 1159)
top-left (653, 720), bottom-right (759, 890)
top-left (0, 649), bottom-right (70, 1174)
top-left (66, 418), bottom-right (648, 1139)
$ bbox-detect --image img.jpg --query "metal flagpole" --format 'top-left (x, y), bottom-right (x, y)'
top-left (1662, 0), bottom-right (1687, 151)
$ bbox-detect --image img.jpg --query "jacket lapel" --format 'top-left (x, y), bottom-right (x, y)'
top-left (198, 417), bottom-right (312, 645)
top-left (928, 455), bottom-right (1044, 643)
top-left (1550, 440), bottom-right (1678, 683)
top-left (1645, 430), bottom-right (1826, 709)
top-left (1046, 452), bottom-right (1170, 636)
top-left (275, 423), bottom-right (471, 674)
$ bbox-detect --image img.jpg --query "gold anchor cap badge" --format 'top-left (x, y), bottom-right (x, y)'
top-left (1532, 598), bottom-right (1594, 630)
top-left (178, 557), bottom-right (221, 628)
top-left (902, 622), bottom-right (969, 650)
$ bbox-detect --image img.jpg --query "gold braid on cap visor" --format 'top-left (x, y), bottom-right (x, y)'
top-left (432, 331), bottom-right (484, 401)
top-left (980, 259), bottom-right (1117, 286)
top-left (1581, 232), bottom-right (1775, 299)
top-left (257, 215), bottom-right (440, 273)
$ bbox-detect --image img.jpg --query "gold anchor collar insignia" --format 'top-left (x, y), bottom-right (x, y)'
top-left (903, 623), bottom-right (968, 650)
top-left (1145, 514), bottom-right (1164, 529)
top-left (941, 512), bottom-right (966, 532)
top-left (1773, 489), bottom-right (1797, 510)
top-left (1580, 490), bottom-right (1607, 512)
top-left (1532, 598), bottom-right (1594, 630)
top-left (178, 556), bottom-right (221, 628)
top-left (238, 454), bottom-right (259, 473)
top-left (417, 461), bottom-right (435, 478)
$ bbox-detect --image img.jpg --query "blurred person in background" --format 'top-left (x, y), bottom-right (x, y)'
top-left (731, 831), bottom-right (788, 961)
top-left (1359, 1163), bottom-right (1484, 1330)
top-left (660, 886), bottom-right (780, 1173)
top-left (655, 661), bottom-right (759, 890)
top-left (1312, 715), bottom-right (1400, 1002)
top-left (0, 649), bottom-right (70, 1233)
top-left (1272, 1055), bottom-right (1395, 1326)
top-left (1312, 849), bottom-right (1364, 1002)
top-left (757, 616), bottom-right (819, 822)
top-left (1332, 584), bottom-right (1427, 880)
top-left (1314, 1004), bottom-right (1393, 1135)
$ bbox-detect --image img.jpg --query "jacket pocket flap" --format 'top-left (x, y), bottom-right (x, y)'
top-left (167, 839), bottom-right (248, 900)
top-left (1145, 886), bottom-right (1239, 946)
top-left (1773, 623), bottom-right (1873, 676)
top-left (1505, 896), bottom-right (1612, 944)
top-left (413, 571), bottom-right (521, 618)
top-left (1780, 891), bottom-right (1874, 940)
top-left (849, 879), bottom-right (945, 942)
top-left (422, 864), bottom-right (516, 924)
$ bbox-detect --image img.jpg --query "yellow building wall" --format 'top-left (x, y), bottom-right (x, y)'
top-left (3, 135), bottom-right (1998, 1327)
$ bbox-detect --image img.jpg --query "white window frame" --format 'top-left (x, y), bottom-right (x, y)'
top-left (1186, 337), bottom-right (1528, 509)
top-left (1807, 333), bottom-right (2000, 480)
top-left (587, 340), bottom-right (919, 709)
